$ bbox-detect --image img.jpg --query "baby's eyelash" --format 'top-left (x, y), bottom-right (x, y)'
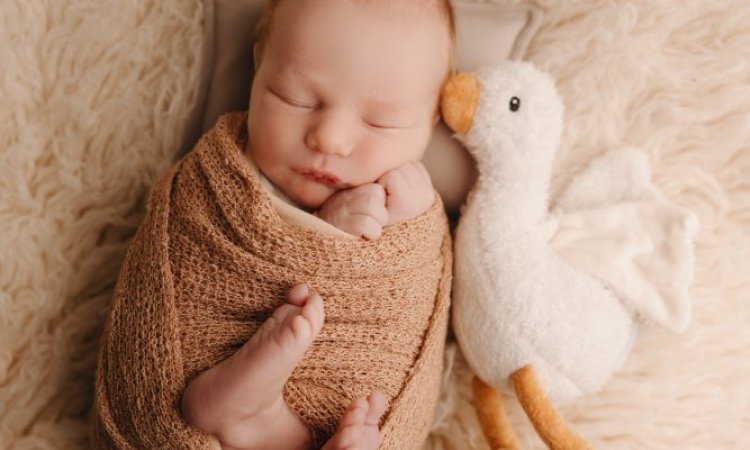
top-left (270, 88), bottom-right (313, 110)
top-left (366, 119), bottom-right (411, 130)
top-left (366, 121), bottom-right (396, 129)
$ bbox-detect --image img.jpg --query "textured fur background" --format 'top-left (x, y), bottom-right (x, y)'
top-left (1, 1), bottom-right (748, 449)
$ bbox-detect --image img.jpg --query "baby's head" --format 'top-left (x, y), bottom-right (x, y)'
top-left (246, 0), bottom-right (455, 209)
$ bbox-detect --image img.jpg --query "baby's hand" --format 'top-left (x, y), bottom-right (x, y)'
top-left (315, 183), bottom-right (389, 240)
top-left (377, 161), bottom-right (434, 226)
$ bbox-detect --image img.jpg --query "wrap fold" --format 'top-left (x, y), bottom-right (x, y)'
top-left (92, 112), bottom-right (453, 449)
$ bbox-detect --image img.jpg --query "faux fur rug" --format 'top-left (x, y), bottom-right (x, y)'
top-left (1, 1), bottom-right (748, 449)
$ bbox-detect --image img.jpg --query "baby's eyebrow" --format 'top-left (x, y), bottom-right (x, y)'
top-left (367, 98), bottom-right (422, 114)
top-left (368, 84), bottom-right (440, 112)
top-left (275, 69), bottom-right (310, 89)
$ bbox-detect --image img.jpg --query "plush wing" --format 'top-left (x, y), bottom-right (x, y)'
top-left (545, 148), bottom-right (699, 332)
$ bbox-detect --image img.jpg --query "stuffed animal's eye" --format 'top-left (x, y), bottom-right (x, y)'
top-left (509, 96), bottom-right (521, 112)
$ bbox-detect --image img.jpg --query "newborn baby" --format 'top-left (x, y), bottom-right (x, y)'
top-left (92, 1), bottom-right (455, 449)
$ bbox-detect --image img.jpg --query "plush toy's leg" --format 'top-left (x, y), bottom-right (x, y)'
top-left (472, 375), bottom-right (520, 450)
top-left (510, 366), bottom-right (593, 450)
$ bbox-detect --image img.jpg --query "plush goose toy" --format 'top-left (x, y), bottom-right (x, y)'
top-left (441, 61), bottom-right (698, 449)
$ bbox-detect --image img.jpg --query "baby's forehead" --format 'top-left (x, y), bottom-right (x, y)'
top-left (270, 0), bottom-right (450, 51)
top-left (262, 0), bottom-right (450, 108)
top-left (279, 0), bottom-right (445, 19)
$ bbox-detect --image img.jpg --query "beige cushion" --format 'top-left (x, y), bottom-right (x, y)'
top-left (187, 0), bottom-right (543, 214)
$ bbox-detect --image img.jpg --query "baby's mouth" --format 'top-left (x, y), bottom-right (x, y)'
top-left (299, 169), bottom-right (346, 188)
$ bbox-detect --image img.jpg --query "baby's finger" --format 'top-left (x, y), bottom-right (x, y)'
top-left (350, 182), bottom-right (386, 201)
top-left (402, 160), bottom-right (421, 178)
top-left (349, 194), bottom-right (388, 226)
top-left (347, 215), bottom-right (383, 240)
top-left (416, 162), bottom-right (432, 187)
top-left (402, 161), bottom-right (430, 191)
top-left (377, 169), bottom-right (408, 199)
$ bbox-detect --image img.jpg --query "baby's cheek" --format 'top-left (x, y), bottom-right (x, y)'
top-left (259, 110), bottom-right (296, 136)
top-left (355, 140), bottom-right (406, 182)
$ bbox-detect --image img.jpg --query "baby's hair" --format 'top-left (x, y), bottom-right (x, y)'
top-left (254, 0), bottom-right (457, 75)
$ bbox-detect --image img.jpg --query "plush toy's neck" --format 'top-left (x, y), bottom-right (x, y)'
top-left (472, 174), bottom-right (550, 226)
top-left (463, 127), bottom-right (558, 226)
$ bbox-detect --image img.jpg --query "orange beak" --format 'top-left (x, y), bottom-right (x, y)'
top-left (440, 73), bottom-right (479, 135)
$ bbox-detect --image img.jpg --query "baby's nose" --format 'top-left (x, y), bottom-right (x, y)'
top-left (306, 112), bottom-right (357, 156)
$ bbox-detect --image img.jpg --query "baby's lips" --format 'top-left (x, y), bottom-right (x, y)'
top-left (440, 73), bottom-right (479, 136)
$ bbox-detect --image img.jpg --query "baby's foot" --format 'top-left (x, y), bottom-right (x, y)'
top-left (182, 284), bottom-right (324, 450)
top-left (322, 391), bottom-right (388, 450)
top-left (229, 283), bottom-right (325, 416)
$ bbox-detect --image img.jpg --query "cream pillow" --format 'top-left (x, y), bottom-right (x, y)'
top-left (185, 0), bottom-right (543, 214)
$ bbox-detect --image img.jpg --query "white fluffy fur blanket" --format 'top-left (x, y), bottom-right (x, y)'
top-left (1, 1), bottom-right (748, 449)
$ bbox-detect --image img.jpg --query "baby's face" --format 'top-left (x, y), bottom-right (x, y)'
top-left (246, 0), bottom-right (450, 209)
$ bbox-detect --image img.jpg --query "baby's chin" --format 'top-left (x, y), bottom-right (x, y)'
top-left (287, 184), bottom-right (336, 211)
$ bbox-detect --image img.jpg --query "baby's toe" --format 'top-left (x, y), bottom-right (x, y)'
top-left (364, 391), bottom-right (387, 425)
top-left (322, 424), bottom-right (379, 450)
top-left (286, 283), bottom-right (310, 305)
top-left (300, 292), bottom-right (325, 334)
top-left (322, 393), bottom-right (387, 450)
top-left (340, 397), bottom-right (369, 427)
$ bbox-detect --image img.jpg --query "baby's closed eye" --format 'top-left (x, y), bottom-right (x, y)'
top-left (365, 120), bottom-right (405, 130)
top-left (269, 87), bottom-right (315, 111)
top-left (364, 113), bottom-right (420, 130)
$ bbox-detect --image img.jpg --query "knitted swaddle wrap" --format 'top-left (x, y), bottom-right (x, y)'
top-left (92, 112), bottom-right (453, 449)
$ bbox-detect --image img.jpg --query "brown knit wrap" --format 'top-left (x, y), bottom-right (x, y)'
top-left (92, 112), bottom-right (453, 449)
